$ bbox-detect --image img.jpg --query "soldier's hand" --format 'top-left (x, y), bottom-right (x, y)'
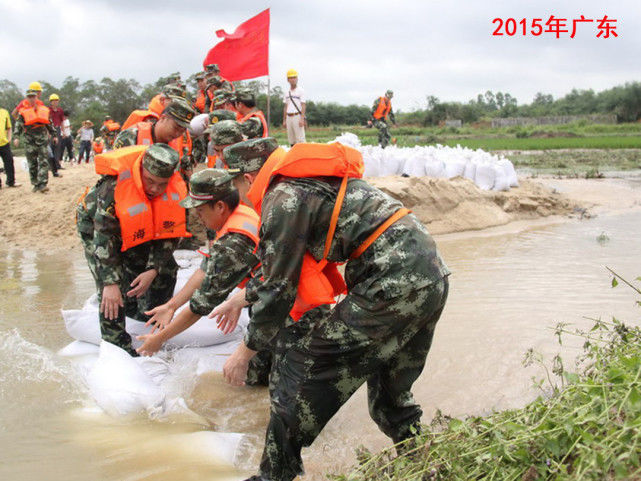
top-left (135, 334), bottom-right (163, 357)
top-left (127, 269), bottom-right (158, 298)
top-left (209, 288), bottom-right (248, 334)
top-left (223, 342), bottom-right (256, 386)
top-left (13, 139), bottom-right (19, 148)
top-left (101, 284), bottom-right (123, 320)
top-left (144, 304), bottom-right (175, 334)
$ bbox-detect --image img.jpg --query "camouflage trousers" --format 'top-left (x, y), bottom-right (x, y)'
top-left (373, 119), bottom-right (391, 148)
top-left (97, 269), bottom-right (177, 356)
top-left (25, 140), bottom-right (50, 189)
top-left (258, 277), bottom-right (449, 481)
top-left (78, 233), bottom-right (100, 291)
top-left (192, 136), bottom-right (207, 164)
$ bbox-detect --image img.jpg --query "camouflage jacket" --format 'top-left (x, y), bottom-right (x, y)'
top-left (189, 232), bottom-right (259, 316)
top-left (93, 176), bottom-right (179, 286)
top-left (114, 124), bottom-right (193, 173)
top-left (239, 116), bottom-right (264, 139)
top-left (14, 111), bottom-right (56, 144)
top-left (244, 177), bottom-right (450, 351)
top-left (370, 98), bottom-right (395, 124)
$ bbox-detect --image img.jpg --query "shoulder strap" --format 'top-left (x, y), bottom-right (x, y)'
top-left (289, 90), bottom-right (303, 115)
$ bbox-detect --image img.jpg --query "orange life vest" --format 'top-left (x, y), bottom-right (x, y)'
top-left (248, 143), bottom-right (410, 320)
top-left (194, 90), bottom-right (207, 113)
top-left (122, 110), bottom-right (159, 131)
top-left (373, 96), bottom-right (391, 120)
top-left (93, 140), bottom-right (104, 153)
top-left (148, 94), bottom-right (165, 116)
top-left (20, 105), bottom-right (50, 126)
top-left (94, 145), bottom-right (191, 251)
top-left (207, 154), bottom-right (217, 168)
top-left (135, 122), bottom-right (154, 146)
top-left (103, 120), bottom-right (121, 132)
top-left (239, 110), bottom-right (269, 138)
top-left (16, 98), bottom-right (44, 111)
top-left (169, 131), bottom-right (192, 158)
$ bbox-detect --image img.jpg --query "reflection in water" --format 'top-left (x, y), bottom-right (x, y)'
top-left (1, 209), bottom-right (641, 480)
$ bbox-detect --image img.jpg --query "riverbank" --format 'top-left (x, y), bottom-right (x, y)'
top-left (3, 157), bottom-right (637, 251)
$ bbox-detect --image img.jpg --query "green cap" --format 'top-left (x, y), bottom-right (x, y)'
top-left (163, 98), bottom-right (197, 128)
top-left (180, 168), bottom-right (236, 208)
top-left (213, 90), bottom-right (234, 108)
top-left (142, 144), bottom-right (179, 178)
top-left (162, 84), bottom-right (186, 98)
top-left (234, 88), bottom-right (255, 105)
top-left (209, 120), bottom-right (243, 147)
top-left (205, 63), bottom-right (220, 73)
top-left (224, 137), bottom-right (279, 174)
top-left (195, 72), bottom-right (206, 81)
top-left (206, 76), bottom-right (223, 90)
top-left (209, 109), bottom-right (237, 124)
top-left (26, 89), bottom-right (38, 97)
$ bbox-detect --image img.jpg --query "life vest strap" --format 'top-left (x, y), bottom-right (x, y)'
top-left (350, 208), bottom-right (411, 260)
top-left (322, 174), bottom-right (349, 263)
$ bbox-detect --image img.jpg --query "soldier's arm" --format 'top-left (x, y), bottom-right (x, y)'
top-left (190, 233), bottom-right (258, 316)
top-left (93, 177), bottom-right (124, 285)
top-left (46, 117), bottom-right (56, 137)
top-left (14, 114), bottom-right (24, 137)
top-left (113, 128), bottom-right (136, 149)
top-left (389, 107), bottom-right (396, 124)
top-left (370, 98), bottom-right (380, 119)
top-left (244, 183), bottom-right (313, 351)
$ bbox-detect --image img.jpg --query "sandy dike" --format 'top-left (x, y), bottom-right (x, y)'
top-left (1, 158), bottom-right (640, 251)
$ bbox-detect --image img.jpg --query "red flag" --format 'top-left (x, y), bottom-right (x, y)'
top-left (203, 9), bottom-right (269, 81)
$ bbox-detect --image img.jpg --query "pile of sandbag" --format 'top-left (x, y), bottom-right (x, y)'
top-left (333, 132), bottom-right (519, 191)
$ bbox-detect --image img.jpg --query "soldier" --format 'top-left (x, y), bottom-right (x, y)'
top-left (204, 63), bottom-right (220, 79)
top-left (207, 120), bottom-right (244, 168)
top-left (220, 139), bottom-right (450, 481)
top-left (192, 73), bottom-right (208, 114)
top-left (235, 88), bottom-right (268, 139)
top-left (11, 82), bottom-right (45, 119)
top-left (13, 89), bottom-right (58, 193)
top-left (92, 144), bottom-right (190, 356)
top-left (100, 116), bottom-right (121, 151)
top-left (369, 89), bottom-right (396, 148)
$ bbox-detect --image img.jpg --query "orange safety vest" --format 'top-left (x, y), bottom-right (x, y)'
top-left (194, 90), bottom-right (207, 113)
top-left (20, 105), bottom-right (50, 126)
top-left (148, 94), bottom-right (165, 116)
top-left (239, 110), bottom-right (269, 138)
top-left (94, 145), bottom-right (191, 251)
top-left (93, 140), bottom-right (104, 153)
top-left (135, 122), bottom-right (154, 146)
top-left (215, 204), bottom-right (260, 288)
top-left (169, 131), bottom-right (192, 158)
top-left (122, 110), bottom-right (159, 131)
top-left (207, 154), bottom-right (217, 169)
top-left (373, 96), bottom-right (391, 120)
top-left (103, 120), bottom-right (121, 132)
top-left (247, 143), bottom-right (410, 320)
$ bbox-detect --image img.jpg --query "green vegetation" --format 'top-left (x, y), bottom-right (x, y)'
top-left (335, 272), bottom-right (641, 481)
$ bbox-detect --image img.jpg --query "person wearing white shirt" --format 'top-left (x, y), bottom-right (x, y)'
top-left (59, 111), bottom-right (75, 163)
top-left (282, 69), bottom-right (306, 146)
top-left (77, 120), bottom-right (95, 163)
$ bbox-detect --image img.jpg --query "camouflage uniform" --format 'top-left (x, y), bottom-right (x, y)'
top-left (225, 140), bottom-right (450, 481)
top-left (371, 91), bottom-right (396, 149)
top-left (14, 95), bottom-right (56, 191)
top-left (75, 182), bottom-right (102, 289)
top-left (93, 145), bottom-right (183, 355)
top-left (234, 88), bottom-right (266, 139)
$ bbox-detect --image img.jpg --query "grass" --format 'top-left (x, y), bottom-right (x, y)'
top-left (333, 271), bottom-right (641, 481)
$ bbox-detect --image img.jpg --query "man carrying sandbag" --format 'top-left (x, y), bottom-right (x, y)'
top-left (91, 144), bottom-right (190, 356)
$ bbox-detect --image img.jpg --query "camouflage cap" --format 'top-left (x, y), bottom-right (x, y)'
top-left (195, 72), bottom-right (206, 81)
top-left (206, 76), bottom-right (223, 89)
top-left (213, 90), bottom-right (234, 108)
top-left (180, 168), bottom-right (236, 208)
top-left (142, 144), bottom-right (179, 178)
top-left (209, 120), bottom-right (244, 147)
top-left (223, 137), bottom-right (279, 174)
top-left (25, 89), bottom-right (38, 96)
top-left (204, 63), bottom-right (220, 73)
top-left (386, 89), bottom-right (394, 97)
top-left (209, 109), bottom-right (237, 124)
top-left (170, 72), bottom-right (181, 79)
top-left (163, 97), bottom-right (197, 128)
top-left (234, 88), bottom-right (255, 104)
top-left (162, 84), bottom-right (187, 98)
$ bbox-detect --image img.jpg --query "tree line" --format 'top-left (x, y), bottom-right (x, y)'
top-left (2, 76), bottom-right (640, 129)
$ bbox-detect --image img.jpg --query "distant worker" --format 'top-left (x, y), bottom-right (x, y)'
top-left (90, 144), bottom-right (190, 355)
top-left (0, 106), bottom-right (20, 188)
top-left (77, 120), bottom-right (94, 164)
top-left (193, 73), bottom-right (208, 114)
top-left (282, 69), bottom-right (306, 146)
top-left (369, 89), bottom-right (396, 148)
top-left (12, 82), bottom-right (44, 119)
top-left (48, 93), bottom-right (64, 173)
top-left (100, 116), bottom-right (121, 151)
top-left (93, 136), bottom-right (105, 155)
top-left (13, 89), bottom-right (57, 193)
top-left (235, 88), bottom-right (268, 139)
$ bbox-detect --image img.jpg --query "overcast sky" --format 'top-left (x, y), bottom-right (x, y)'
top-left (2, 0), bottom-right (638, 111)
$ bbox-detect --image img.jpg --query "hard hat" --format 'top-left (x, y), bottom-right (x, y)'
top-left (286, 69), bottom-right (298, 78)
top-left (49, 93), bottom-right (60, 101)
top-left (29, 81), bottom-right (43, 91)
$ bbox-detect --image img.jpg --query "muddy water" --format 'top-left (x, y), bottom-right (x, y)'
top-left (1, 208), bottom-right (640, 481)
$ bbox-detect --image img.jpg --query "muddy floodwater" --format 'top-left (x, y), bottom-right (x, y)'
top-left (1, 205), bottom-right (641, 480)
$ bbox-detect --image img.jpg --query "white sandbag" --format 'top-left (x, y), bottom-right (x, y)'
top-left (171, 340), bottom-right (242, 375)
top-left (86, 341), bottom-right (164, 417)
top-left (492, 164), bottom-right (511, 191)
top-left (57, 340), bottom-right (100, 357)
top-left (363, 156), bottom-right (380, 177)
top-left (499, 158), bottom-right (519, 187)
top-left (188, 113), bottom-right (210, 137)
top-left (475, 163), bottom-right (496, 191)
top-left (401, 155), bottom-right (426, 177)
top-left (424, 159), bottom-right (445, 178)
top-left (63, 308), bottom-right (102, 344)
top-left (444, 159), bottom-right (466, 179)
top-left (463, 160), bottom-right (477, 181)
top-left (334, 132), bottom-right (361, 149)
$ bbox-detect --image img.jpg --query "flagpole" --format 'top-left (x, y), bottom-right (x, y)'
top-left (266, 75), bottom-right (271, 128)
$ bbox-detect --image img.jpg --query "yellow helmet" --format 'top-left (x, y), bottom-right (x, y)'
top-left (28, 81), bottom-right (43, 91)
top-left (49, 93), bottom-right (60, 101)
top-left (286, 68), bottom-right (298, 78)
